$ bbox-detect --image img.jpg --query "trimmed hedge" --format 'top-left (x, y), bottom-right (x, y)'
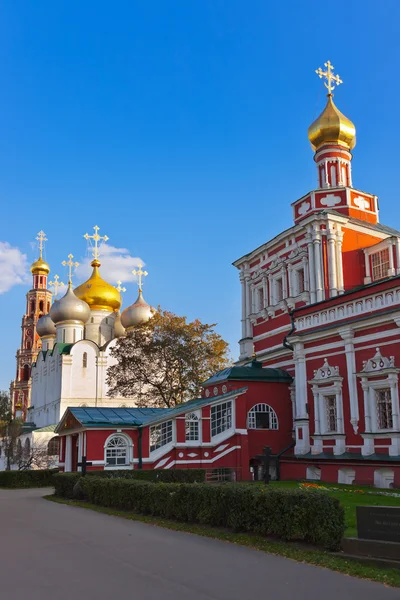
top-left (60, 477), bottom-right (345, 550)
top-left (53, 469), bottom-right (206, 499)
top-left (0, 469), bottom-right (57, 488)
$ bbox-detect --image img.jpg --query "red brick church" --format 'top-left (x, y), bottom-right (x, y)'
top-left (56, 62), bottom-right (400, 488)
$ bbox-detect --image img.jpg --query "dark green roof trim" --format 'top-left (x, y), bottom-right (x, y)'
top-left (203, 359), bottom-right (292, 385)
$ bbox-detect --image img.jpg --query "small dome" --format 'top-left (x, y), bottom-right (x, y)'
top-left (74, 260), bottom-right (121, 312)
top-left (30, 257), bottom-right (50, 275)
top-left (49, 285), bottom-right (91, 325)
top-left (308, 95), bottom-right (356, 152)
top-left (114, 312), bottom-right (126, 338)
top-left (121, 290), bottom-right (153, 331)
top-left (36, 313), bottom-right (56, 337)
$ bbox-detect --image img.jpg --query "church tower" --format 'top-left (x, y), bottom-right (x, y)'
top-left (10, 231), bottom-right (53, 420)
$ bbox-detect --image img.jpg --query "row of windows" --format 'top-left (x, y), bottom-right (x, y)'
top-left (253, 268), bottom-right (306, 312)
top-left (321, 388), bottom-right (393, 434)
top-left (147, 403), bottom-right (278, 453)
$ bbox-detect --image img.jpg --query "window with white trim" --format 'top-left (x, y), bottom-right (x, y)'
top-left (211, 401), bottom-right (232, 437)
top-left (375, 388), bottom-right (393, 430)
top-left (275, 277), bottom-right (283, 303)
top-left (47, 437), bottom-right (59, 456)
top-left (247, 404), bottom-right (278, 430)
top-left (150, 420), bottom-right (173, 452)
top-left (371, 248), bottom-right (390, 281)
top-left (105, 435), bottom-right (129, 466)
top-left (257, 287), bottom-right (264, 312)
top-left (325, 395), bottom-right (337, 432)
top-left (296, 268), bottom-right (305, 295)
top-left (185, 412), bottom-right (200, 442)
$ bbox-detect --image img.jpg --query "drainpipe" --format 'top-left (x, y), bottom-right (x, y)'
top-left (282, 310), bottom-right (295, 351)
top-left (138, 427), bottom-right (143, 470)
top-left (275, 441), bottom-right (296, 481)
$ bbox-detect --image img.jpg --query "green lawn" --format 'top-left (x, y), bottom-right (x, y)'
top-left (266, 481), bottom-right (400, 537)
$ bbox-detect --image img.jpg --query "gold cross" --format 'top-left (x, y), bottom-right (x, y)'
top-left (132, 264), bottom-right (148, 291)
top-left (36, 230), bottom-right (47, 258)
top-left (62, 254), bottom-right (79, 285)
top-left (315, 60), bottom-right (343, 95)
top-left (48, 274), bottom-right (65, 298)
top-left (115, 281), bottom-right (126, 293)
top-left (83, 225), bottom-right (109, 260)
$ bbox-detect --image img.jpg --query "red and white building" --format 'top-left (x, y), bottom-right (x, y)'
top-left (56, 362), bottom-right (293, 479)
top-left (55, 63), bottom-right (400, 488)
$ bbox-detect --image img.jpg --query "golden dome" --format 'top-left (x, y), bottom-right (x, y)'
top-left (74, 259), bottom-right (121, 312)
top-left (308, 95), bottom-right (356, 152)
top-left (30, 257), bottom-right (50, 275)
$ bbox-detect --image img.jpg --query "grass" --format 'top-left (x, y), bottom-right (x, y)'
top-left (261, 481), bottom-right (400, 538)
top-left (45, 494), bottom-right (400, 588)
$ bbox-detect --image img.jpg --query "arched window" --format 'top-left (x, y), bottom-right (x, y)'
top-left (47, 302), bottom-right (50, 312)
top-left (39, 300), bottom-right (44, 313)
top-left (30, 300), bottom-right (35, 315)
top-left (82, 352), bottom-right (87, 368)
top-left (23, 365), bottom-right (30, 381)
top-left (24, 438), bottom-right (31, 458)
top-left (105, 435), bottom-right (129, 466)
top-left (185, 412), bottom-right (200, 442)
top-left (247, 404), bottom-right (278, 430)
top-left (47, 437), bottom-right (60, 456)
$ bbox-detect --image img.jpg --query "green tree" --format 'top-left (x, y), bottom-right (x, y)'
top-left (0, 390), bottom-right (11, 423)
top-left (107, 309), bottom-right (230, 408)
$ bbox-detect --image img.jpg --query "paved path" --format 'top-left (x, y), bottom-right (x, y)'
top-left (0, 488), bottom-right (397, 600)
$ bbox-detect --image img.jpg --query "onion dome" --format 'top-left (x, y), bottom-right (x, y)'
top-left (74, 259), bottom-right (121, 312)
top-left (121, 290), bottom-right (153, 331)
top-left (114, 312), bottom-right (126, 338)
top-left (50, 285), bottom-right (91, 324)
top-left (30, 257), bottom-right (50, 275)
top-left (308, 95), bottom-right (356, 152)
top-left (36, 313), bottom-right (56, 337)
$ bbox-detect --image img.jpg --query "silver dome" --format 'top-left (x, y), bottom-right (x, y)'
top-left (121, 290), bottom-right (153, 330)
top-left (36, 313), bottom-right (56, 337)
top-left (113, 312), bottom-right (126, 338)
top-left (49, 285), bottom-right (91, 325)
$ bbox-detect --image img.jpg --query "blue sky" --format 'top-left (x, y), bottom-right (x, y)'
top-left (0, 1), bottom-right (399, 389)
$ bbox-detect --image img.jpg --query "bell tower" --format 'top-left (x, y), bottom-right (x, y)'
top-left (10, 231), bottom-right (53, 420)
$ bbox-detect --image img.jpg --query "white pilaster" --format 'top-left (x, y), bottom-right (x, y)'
top-left (327, 225), bottom-right (338, 297)
top-left (339, 327), bottom-right (359, 433)
top-left (313, 226), bottom-right (324, 302)
top-left (293, 342), bottom-right (310, 455)
top-left (306, 230), bottom-right (316, 304)
top-left (65, 435), bottom-right (72, 472)
top-left (336, 228), bottom-right (344, 293)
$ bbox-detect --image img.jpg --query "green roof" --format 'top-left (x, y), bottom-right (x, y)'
top-left (203, 359), bottom-right (292, 385)
top-left (56, 387), bottom-right (248, 432)
top-left (34, 424), bottom-right (57, 433)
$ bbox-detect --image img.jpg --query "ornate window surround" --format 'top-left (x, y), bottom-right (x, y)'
top-left (185, 411), bottom-right (201, 444)
top-left (308, 358), bottom-right (345, 455)
top-left (364, 239), bottom-right (397, 284)
top-left (356, 348), bottom-right (400, 456)
top-left (247, 404), bottom-right (278, 430)
top-left (103, 433), bottom-right (134, 470)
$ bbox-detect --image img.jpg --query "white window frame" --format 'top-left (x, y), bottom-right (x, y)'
top-left (364, 240), bottom-right (395, 284)
top-left (149, 420), bottom-right (174, 454)
top-left (247, 404), bottom-right (278, 430)
top-left (103, 433), bottom-right (133, 470)
top-left (185, 411), bottom-right (201, 444)
top-left (371, 248), bottom-right (390, 282)
top-left (210, 400), bottom-right (233, 441)
top-left (361, 378), bottom-right (398, 433)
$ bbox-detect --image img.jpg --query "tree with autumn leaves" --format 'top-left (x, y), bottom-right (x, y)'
top-left (107, 309), bottom-right (230, 408)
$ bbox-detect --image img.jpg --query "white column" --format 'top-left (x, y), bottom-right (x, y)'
top-left (294, 342), bottom-right (310, 455)
top-left (306, 231), bottom-right (316, 303)
top-left (262, 276), bottom-right (268, 309)
top-left (364, 250), bottom-right (372, 284)
top-left (339, 327), bottom-right (359, 433)
top-left (245, 275), bottom-right (252, 338)
top-left (313, 388), bottom-right (320, 434)
top-left (77, 432), bottom-right (83, 471)
top-left (388, 244), bottom-right (395, 276)
top-left (240, 272), bottom-right (247, 340)
top-left (327, 226), bottom-right (338, 297)
top-left (336, 229), bottom-right (345, 293)
top-left (348, 162), bottom-right (353, 187)
top-left (324, 160), bottom-right (329, 188)
top-left (281, 266), bottom-right (287, 298)
top-left (313, 227), bottom-right (324, 302)
top-left (390, 376), bottom-right (399, 432)
top-left (65, 435), bottom-right (72, 472)
top-left (288, 265), bottom-right (294, 297)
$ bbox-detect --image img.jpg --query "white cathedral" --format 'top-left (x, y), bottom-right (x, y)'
top-left (5, 227), bottom-right (153, 466)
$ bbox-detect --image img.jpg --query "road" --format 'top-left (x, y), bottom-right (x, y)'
top-left (0, 488), bottom-right (397, 600)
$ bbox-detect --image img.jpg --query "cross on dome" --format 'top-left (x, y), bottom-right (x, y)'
top-left (62, 254), bottom-right (79, 285)
top-left (36, 230), bottom-right (47, 258)
top-left (315, 60), bottom-right (343, 96)
top-left (115, 281), bottom-right (126, 293)
top-left (132, 264), bottom-right (148, 291)
top-left (83, 225), bottom-right (109, 261)
top-left (48, 274), bottom-right (65, 299)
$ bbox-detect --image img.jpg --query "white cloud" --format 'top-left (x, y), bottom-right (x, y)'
top-left (0, 242), bottom-right (30, 294)
top-left (75, 243), bottom-right (145, 287)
